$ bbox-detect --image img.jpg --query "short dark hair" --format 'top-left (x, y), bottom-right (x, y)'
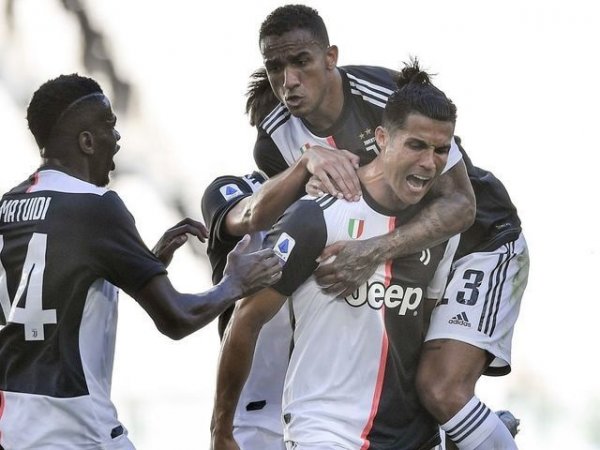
top-left (259, 4), bottom-right (329, 47)
top-left (27, 73), bottom-right (103, 150)
top-left (383, 58), bottom-right (457, 131)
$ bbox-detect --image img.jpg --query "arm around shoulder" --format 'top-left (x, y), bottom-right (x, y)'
top-left (314, 161), bottom-right (474, 297)
top-left (374, 159), bottom-right (474, 261)
top-left (430, 159), bottom-right (475, 233)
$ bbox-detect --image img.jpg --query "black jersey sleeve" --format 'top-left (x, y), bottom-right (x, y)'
top-left (201, 175), bottom-right (255, 286)
top-left (454, 137), bottom-right (522, 258)
top-left (201, 175), bottom-right (255, 246)
top-left (263, 199), bottom-right (327, 296)
top-left (253, 128), bottom-right (289, 177)
top-left (87, 192), bottom-right (166, 295)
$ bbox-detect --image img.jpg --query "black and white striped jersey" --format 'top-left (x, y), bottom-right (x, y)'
top-left (255, 66), bottom-right (395, 175)
top-left (254, 64), bottom-right (521, 261)
top-left (254, 65), bottom-right (462, 177)
top-left (263, 189), bottom-right (458, 450)
top-left (0, 168), bottom-right (165, 449)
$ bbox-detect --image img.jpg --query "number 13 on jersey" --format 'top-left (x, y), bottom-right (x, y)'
top-left (0, 233), bottom-right (57, 341)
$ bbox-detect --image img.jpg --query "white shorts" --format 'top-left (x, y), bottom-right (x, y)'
top-left (425, 233), bottom-right (529, 375)
top-left (235, 425), bottom-right (285, 450)
top-left (0, 390), bottom-right (135, 450)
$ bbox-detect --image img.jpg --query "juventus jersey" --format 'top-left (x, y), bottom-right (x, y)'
top-left (0, 168), bottom-right (165, 449)
top-left (201, 172), bottom-right (293, 436)
top-left (254, 65), bottom-right (462, 177)
top-left (254, 64), bottom-right (522, 262)
top-left (263, 189), bottom-right (458, 450)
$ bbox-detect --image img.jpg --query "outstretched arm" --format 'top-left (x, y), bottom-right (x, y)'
top-left (226, 146), bottom-right (360, 236)
top-left (211, 288), bottom-right (287, 450)
top-left (315, 161), bottom-right (475, 296)
top-left (134, 235), bottom-right (282, 339)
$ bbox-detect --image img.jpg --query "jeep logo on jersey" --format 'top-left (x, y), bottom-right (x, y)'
top-left (345, 281), bottom-right (423, 316)
top-left (273, 232), bottom-right (295, 263)
top-left (219, 184), bottom-right (243, 201)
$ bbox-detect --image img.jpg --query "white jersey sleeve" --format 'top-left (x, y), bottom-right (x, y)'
top-left (441, 137), bottom-right (463, 174)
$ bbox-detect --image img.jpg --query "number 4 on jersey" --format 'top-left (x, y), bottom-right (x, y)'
top-left (0, 233), bottom-right (57, 341)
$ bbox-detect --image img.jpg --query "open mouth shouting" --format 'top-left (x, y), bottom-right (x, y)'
top-left (406, 174), bottom-right (432, 193)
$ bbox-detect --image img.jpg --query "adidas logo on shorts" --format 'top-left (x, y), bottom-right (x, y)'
top-left (449, 312), bottom-right (472, 327)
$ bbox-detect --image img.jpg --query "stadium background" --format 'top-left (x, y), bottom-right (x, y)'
top-left (0, 0), bottom-right (598, 448)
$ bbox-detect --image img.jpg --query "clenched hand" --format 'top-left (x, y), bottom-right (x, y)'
top-left (315, 239), bottom-right (379, 297)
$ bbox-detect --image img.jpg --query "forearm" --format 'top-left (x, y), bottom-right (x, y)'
top-left (177, 277), bottom-right (244, 337)
top-left (368, 159), bottom-right (474, 261)
top-left (212, 310), bottom-right (263, 438)
top-left (372, 193), bottom-right (473, 261)
top-left (313, 164), bottom-right (473, 297)
top-left (232, 160), bottom-right (309, 234)
top-left (136, 275), bottom-right (243, 340)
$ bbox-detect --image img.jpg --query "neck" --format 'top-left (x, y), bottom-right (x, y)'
top-left (357, 159), bottom-right (408, 212)
top-left (305, 68), bottom-right (344, 132)
top-left (41, 157), bottom-right (90, 183)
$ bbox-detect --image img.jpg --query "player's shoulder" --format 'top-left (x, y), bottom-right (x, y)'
top-left (296, 194), bottom-right (340, 211)
top-left (19, 169), bottom-right (121, 212)
top-left (43, 189), bottom-right (132, 236)
top-left (340, 65), bottom-right (399, 93)
top-left (201, 171), bottom-right (268, 224)
top-left (258, 102), bottom-right (290, 137)
top-left (280, 195), bottom-right (332, 224)
top-left (203, 171), bottom-right (267, 201)
top-left (277, 195), bottom-right (342, 239)
top-left (74, 190), bottom-right (133, 230)
top-left (30, 169), bottom-right (126, 216)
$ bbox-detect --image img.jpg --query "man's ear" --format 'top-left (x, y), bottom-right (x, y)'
top-left (325, 45), bottom-right (338, 71)
top-left (78, 131), bottom-right (94, 155)
top-left (375, 126), bottom-right (388, 152)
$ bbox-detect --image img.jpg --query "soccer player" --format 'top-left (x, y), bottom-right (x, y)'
top-left (0, 74), bottom-right (282, 450)
top-left (216, 4), bottom-right (472, 342)
top-left (215, 10), bottom-right (473, 433)
top-left (212, 61), bottom-right (460, 450)
top-left (414, 156), bottom-right (529, 450)
top-left (201, 170), bottom-right (295, 450)
top-left (202, 133), bottom-right (363, 449)
top-left (252, 5), bottom-right (528, 448)
top-left (252, 4), bottom-right (475, 260)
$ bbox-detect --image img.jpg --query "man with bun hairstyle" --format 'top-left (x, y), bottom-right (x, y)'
top-left (212, 60), bottom-right (459, 450)
top-left (248, 5), bottom-right (528, 449)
